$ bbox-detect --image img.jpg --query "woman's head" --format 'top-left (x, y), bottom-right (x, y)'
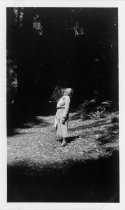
top-left (64, 88), bottom-right (73, 97)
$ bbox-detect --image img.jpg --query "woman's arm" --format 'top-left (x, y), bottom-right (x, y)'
top-left (62, 96), bottom-right (70, 119)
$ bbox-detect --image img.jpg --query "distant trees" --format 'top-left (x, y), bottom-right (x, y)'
top-left (7, 8), bottom-right (118, 108)
top-left (7, 8), bottom-right (86, 105)
top-left (7, 58), bottom-right (18, 104)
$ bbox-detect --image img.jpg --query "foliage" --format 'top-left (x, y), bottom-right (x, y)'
top-left (111, 116), bottom-right (119, 123)
top-left (7, 59), bottom-right (18, 104)
top-left (97, 113), bottom-right (119, 146)
top-left (76, 99), bottom-right (113, 120)
top-left (7, 8), bottom-right (118, 108)
top-left (76, 99), bottom-right (91, 120)
top-left (14, 8), bottom-right (24, 27)
top-left (33, 12), bottom-right (44, 36)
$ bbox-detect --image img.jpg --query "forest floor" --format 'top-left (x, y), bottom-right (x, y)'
top-left (7, 112), bottom-right (119, 202)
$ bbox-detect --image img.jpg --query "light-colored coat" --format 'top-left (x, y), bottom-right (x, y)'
top-left (55, 95), bottom-right (70, 138)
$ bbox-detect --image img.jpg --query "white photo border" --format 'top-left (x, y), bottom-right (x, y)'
top-left (0, 1), bottom-right (125, 210)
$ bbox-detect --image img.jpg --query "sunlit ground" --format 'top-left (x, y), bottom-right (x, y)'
top-left (7, 112), bottom-right (119, 202)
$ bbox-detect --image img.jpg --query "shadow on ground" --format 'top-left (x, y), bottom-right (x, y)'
top-left (7, 150), bottom-right (119, 202)
top-left (69, 119), bottom-right (110, 133)
top-left (66, 135), bottom-right (80, 143)
top-left (7, 105), bottom-right (51, 137)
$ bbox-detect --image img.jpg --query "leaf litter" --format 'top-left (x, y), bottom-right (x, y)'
top-left (8, 112), bottom-right (119, 168)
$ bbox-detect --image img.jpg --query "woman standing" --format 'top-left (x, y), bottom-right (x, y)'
top-left (55, 88), bottom-right (73, 146)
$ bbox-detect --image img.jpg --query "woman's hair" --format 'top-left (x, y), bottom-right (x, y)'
top-left (64, 88), bottom-right (73, 96)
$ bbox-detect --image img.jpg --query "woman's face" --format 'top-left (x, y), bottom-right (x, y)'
top-left (64, 88), bottom-right (73, 97)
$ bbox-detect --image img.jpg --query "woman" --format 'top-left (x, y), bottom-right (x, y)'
top-left (54, 88), bottom-right (73, 146)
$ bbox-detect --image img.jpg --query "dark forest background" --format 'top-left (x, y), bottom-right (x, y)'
top-left (7, 7), bottom-right (118, 119)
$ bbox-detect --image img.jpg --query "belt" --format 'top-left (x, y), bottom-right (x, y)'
top-left (57, 107), bottom-right (65, 109)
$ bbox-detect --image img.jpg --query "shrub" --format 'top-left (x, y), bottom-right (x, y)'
top-left (77, 99), bottom-right (112, 120)
top-left (76, 99), bottom-right (90, 120)
top-left (111, 116), bottom-right (119, 124)
top-left (7, 59), bottom-right (18, 104)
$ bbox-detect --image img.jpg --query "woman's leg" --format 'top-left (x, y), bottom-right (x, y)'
top-left (53, 116), bottom-right (57, 128)
top-left (61, 137), bottom-right (67, 146)
top-left (61, 120), bottom-right (68, 146)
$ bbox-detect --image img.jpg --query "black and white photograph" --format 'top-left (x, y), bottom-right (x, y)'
top-left (1, 0), bottom-right (125, 209)
top-left (6, 6), bottom-right (119, 203)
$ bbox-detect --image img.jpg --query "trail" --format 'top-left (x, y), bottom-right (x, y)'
top-left (7, 113), bottom-right (119, 202)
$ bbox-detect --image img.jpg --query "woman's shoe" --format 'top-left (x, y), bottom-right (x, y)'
top-left (61, 141), bottom-right (67, 147)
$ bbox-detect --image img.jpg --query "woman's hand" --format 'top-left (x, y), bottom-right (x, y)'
top-left (62, 117), bottom-right (65, 124)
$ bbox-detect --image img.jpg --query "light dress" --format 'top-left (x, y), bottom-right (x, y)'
top-left (55, 95), bottom-right (70, 138)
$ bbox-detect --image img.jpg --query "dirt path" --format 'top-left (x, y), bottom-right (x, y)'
top-left (7, 113), bottom-right (119, 202)
top-left (8, 113), bottom-right (118, 165)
